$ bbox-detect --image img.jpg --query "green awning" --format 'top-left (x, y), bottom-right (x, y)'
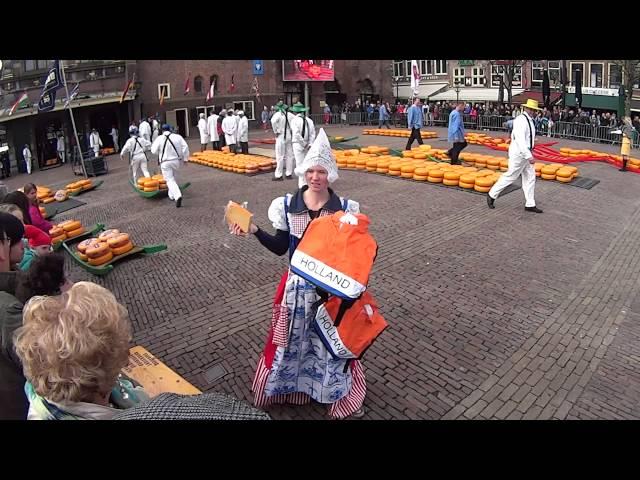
top-left (565, 93), bottom-right (624, 114)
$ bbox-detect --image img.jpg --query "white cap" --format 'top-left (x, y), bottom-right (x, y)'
top-left (199, 113), bottom-right (205, 118)
top-left (294, 129), bottom-right (339, 183)
top-left (238, 110), bottom-right (244, 116)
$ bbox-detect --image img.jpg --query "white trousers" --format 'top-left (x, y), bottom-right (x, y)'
top-left (131, 154), bottom-right (150, 183)
top-left (488, 154), bottom-right (536, 207)
top-left (274, 135), bottom-right (294, 178)
top-left (293, 143), bottom-right (308, 188)
top-left (224, 134), bottom-right (236, 149)
top-left (57, 150), bottom-right (65, 164)
top-left (160, 159), bottom-right (182, 201)
top-left (25, 158), bottom-right (32, 174)
top-left (93, 146), bottom-right (100, 157)
top-left (112, 136), bottom-right (119, 152)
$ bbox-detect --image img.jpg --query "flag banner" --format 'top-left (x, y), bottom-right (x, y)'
top-left (120, 72), bottom-right (136, 104)
top-left (9, 92), bottom-right (29, 115)
top-left (206, 80), bottom-right (215, 102)
top-left (63, 83), bottom-right (80, 108)
top-left (228, 74), bottom-right (235, 93)
top-left (410, 60), bottom-right (420, 97)
top-left (38, 60), bottom-right (62, 112)
top-left (184, 72), bottom-right (191, 95)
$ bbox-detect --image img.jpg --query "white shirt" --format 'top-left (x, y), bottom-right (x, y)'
top-left (237, 116), bottom-right (249, 142)
top-left (222, 115), bottom-right (237, 137)
top-left (509, 112), bottom-right (536, 160)
top-left (139, 121), bottom-right (152, 139)
top-left (23, 147), bottom-right (32, 161)
top-left (57, 137), bottom-right (65, 151)
top-left (110, 128), bottom-right (118, 139)
top-left (151, 131), bottom-right (190, 162)
top-left (121, 135), bottom-right (151, 160)
top-left (90, 132), bottom-right (102, 149)
top-left (290, 114), bottom-right (316, 146)
top-left (207, 114), bottom-right (219, 141)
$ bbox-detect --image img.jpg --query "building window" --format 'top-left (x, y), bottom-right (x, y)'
top-left (37, 60), bottom-right (50, 70)
top-left (194, 75), bottom-right (203, 93)
top-left (472, 67), bottom-right (485, 86)
top-left (491, 64), bottom-right (523, 88)
top-left (491, 65), bottom-right (504, 87)
top-left (25, 60), bottom-right (36, 71)
top-left (608, 64), bottom-right (622, 89)
top-left (570, 62), bottom-right (585, 86)
top-left (531, 61), bottom-right (561, 86)
top-left (158, 83), bottom-right (171, 100)
top-left (233, 100), bottom-right (255, 120)
top-left (393, 60), bottom-right (405, 78)
top-left (531, 61), bottom-right (545, 86)
top-left (548, 61), bottom-right (561, 86)
top-left (435, 60), bottom-right (447, 75)
top-left (420, 60), bottom-right (428, 76)
top-left (589, 63), bottom-right (603, 88)
top-left (453, 68), bottom-right (465, 85)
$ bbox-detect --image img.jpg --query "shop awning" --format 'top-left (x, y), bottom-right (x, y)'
top-left (0, 91), bottom-right (135, 123)
top-left (397, 82), bottom-right (448, 99)
top-left (564, 93), bottom-right (623, 112)
top-left (429, 88), bottom-right (525, 102)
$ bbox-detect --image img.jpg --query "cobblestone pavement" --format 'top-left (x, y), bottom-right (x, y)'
top-left (5, 125), bottom-right (640, 420)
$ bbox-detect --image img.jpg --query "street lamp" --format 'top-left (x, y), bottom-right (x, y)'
top-left (454, 80), bottom-right (461, 103)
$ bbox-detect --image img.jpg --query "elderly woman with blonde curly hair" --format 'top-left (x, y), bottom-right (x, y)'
top-left (13, 281), bottom-right (145, 420)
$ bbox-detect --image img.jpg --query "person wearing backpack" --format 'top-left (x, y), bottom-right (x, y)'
top-left (229, 129), bottom-right (370, 419)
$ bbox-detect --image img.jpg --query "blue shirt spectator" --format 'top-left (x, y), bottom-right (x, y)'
top-left (407, 103), bottom-right (424, 129)
top-left (379, 104), bottom-right (389, 120)
top-left (448, 108), bottom-right (465, 143)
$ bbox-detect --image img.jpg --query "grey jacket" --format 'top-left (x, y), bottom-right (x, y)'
top-left (0, 271), bottom-right (28, 420)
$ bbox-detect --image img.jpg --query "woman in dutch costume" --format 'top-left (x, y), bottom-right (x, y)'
top-left (229, 129), bottom-right (366, 418)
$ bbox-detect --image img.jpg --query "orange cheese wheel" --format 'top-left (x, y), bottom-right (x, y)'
top-left (556, 176), bottom-right (573, 183)
top-left (98, 229), bottom-right (120, 241)
top-left (78, 251), bottom-right (88, 262)
top-left (42, 197), bottom-right (55, 204)
top-left (61, 220), bottom-right (81, 232)
top-left (459, 181), bottom-right (474, 189)
top-left (442, 178), bottom-right (459, 186)
top-left (400, 172), bottom-right (413, 178)
top-left (111, 241), bottom-right (134, 256)
top-left (137, 177), bottom-right (148, 186)
top-left (107, 233), bottom-right (130, 249)
top-left (475, 177), bottom-right (495, 188)
top-left (401, 165), bottom-right (416, 173)
top-left (474, 185), bottom-right (491, 193)
top-left (144, 180), bottom-right (159, 188)
top-left (541, 173), bottom-right (556, 180)
top-left (387, 170), bottom-right (401, 176)
top-left (427, 176), bottom-right (443, 183)
top-left (88, 250), bottom-right (114, 266)
top-left (49, 226), bottom-right (65, 238)
top-left (427, 169), bottom-right (444, 178)
top-left (443, 171), bottom-right (462, 180)
top-left (85, 242), bottom-right (110, 259)
top-left (413, 174), bottom-right (428, 181)
top-left (77, 238), bottom-right (101, 253)
top-left (66, 226), bottom-right (85, 238)
top-left (51, 235), bottom-right (67, 244)
top-left (459, 174), bottom-right (476, 184)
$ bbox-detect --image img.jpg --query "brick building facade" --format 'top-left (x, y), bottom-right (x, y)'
top-left (133, 60), bottom-right (394, 135)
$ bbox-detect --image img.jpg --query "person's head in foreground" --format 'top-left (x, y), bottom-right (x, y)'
top-left (14, 281), bottom-right (132, 420)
